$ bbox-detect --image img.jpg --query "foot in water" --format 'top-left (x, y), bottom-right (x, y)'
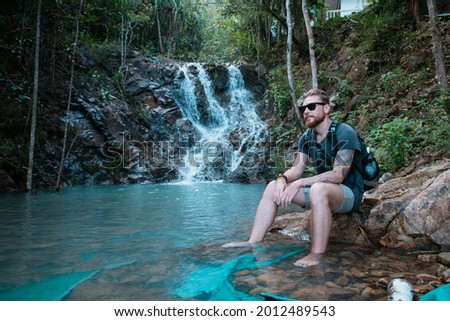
top-left (222, 241), bottom-right (255, 248)
top-left (294, 253), bottom-right (324, 267)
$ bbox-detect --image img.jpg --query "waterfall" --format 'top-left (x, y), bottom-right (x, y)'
top-left (173, 63), bottom-right (268, 182)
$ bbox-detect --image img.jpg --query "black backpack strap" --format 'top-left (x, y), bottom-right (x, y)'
top-left (303, 128), bottom-right (312, 154)
top-left (330, 120), bottom-right (339, 133)
top-left (328, 120), bottom-right (340, 153)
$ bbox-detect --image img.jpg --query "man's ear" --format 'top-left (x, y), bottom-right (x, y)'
top-left (324, 103), bottom-right (331, 114)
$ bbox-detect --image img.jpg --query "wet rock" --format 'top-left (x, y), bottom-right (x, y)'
top-left (415, 273), bottom-right (441, 283)
top-left (369, 270), bottom-right (388, 278)
top-left (376, 278), bottom-right (389, 289)
top-left (386, 261), bottom-right (409, 271)
top-left (417, 254), bottom-right (437, 263)
top-left (359, 286), bottom-right (386, 300)
top-left (437, 252), bottom-right (450, 266)
top-left (440, 269), bottom-right (450, 283)
top-left (350, 267), bottom-right (369, 278)
top-left (327, 286), bottom-right (357, 300)
top-left (277, 282), bottom-right (300, 293)
top-left (270, 212), bottom-right (311, 241)
top-left (413, 283), bottom-right (438, 295)
top-left (291, 285), bottom-right (329, 301)
top-left (0, 169), bottom-right (16, 191)
top-left (336, 275), bottom-right (350, 286)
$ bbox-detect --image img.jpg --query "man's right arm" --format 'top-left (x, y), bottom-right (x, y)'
top-left (277, 152), bottom-right (309, 183)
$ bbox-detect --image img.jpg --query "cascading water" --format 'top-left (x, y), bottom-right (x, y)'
top-left (173, 63), bottom-right (268, 182)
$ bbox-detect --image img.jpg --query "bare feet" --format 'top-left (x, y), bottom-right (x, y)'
top-left (221, 241), bottom-right (255, 248)
top-left (294, 253), bottom-right (324, 267)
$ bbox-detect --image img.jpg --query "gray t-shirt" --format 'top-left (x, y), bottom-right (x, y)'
top-left (297, 121), bottom-right (364, 212)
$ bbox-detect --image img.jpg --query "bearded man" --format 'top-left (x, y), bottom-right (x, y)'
top-left (223, 89), bottom-right (364, 267)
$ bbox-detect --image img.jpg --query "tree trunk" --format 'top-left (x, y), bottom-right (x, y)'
top-left (302, 0), bottom-right (318, 89)
top-left (26, 0), bottom-right (42, 192)
top-left (155, 0), bottom-right (164, 53)
top-left (410, 0), bottom-right (422, 27)
top-left (426, 0), bottom-right (449, 93)
top-left (56, 0), bottom-right (83, 191)
top-left (261, 0), bottom-right (302, 47)
top-left (286, 0), bottom-right (301, 121)
top-left (120, 0), bottom-right (127, 68)
top-left (121, 13), bottom-right (125, 68)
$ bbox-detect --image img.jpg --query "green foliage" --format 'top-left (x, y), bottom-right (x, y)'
top-left (270, 152), bottom-right (285, 175)
top-left (335, 79), bottom-right (356, 107)
top-left (415, 95), bottom-right (450, 154)
top-left (366, 117), bottom-right (418, 172)
top-left (197, 1), bottom-right (263, 62)
top-left (352, 8), bottom-right (409, 63)
top-left (376, 66), bottom-right (417, 95)
top-left (268, 65), bottom-right (304, 119)
top-left (268, 66), bottom-right (292, 118)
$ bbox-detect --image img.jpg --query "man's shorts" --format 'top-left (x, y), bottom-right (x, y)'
top-left (303, 184), bottom-right (355, 214)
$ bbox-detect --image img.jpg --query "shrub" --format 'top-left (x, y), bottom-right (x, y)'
top-left (366, 116), bottom-right (418, 172)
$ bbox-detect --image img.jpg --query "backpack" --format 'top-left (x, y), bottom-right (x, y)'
top-left (305, 121), bottom-right (380, 191)
top-left (330, 121), bottom-right (380, 191)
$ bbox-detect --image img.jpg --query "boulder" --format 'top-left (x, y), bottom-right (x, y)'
top-left (0, 169), bottom-right (16, 191)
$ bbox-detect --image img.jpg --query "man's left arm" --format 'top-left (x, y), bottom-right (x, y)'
top-left (291, 148), bottom-right (355, 187)
top-left (278, 149), bottom-right (354, 207)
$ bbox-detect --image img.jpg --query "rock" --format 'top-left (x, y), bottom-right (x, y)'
top-left (291, 285), bottom-right (329, 301)
top-left (0, 169), bottom-right (16, 191)
top-left (415, 273), bottom-right (441, 283)
top-left (327, 286), bottom-right (357, 300)
top-left (360, 286), bottom-right (386, 300)
top-left (379, 172), bottom-right (393, 184)
top-left (417, 254), bottom-right (437, 263)
top-left (351, 267), bottom-right (369, 278)
top-left (336, 275), bottom-right (350, 286)
top-left (380, 167), bottom-right (450, 250)
top-left (414, 283), bottom-right (437, 295)
top-left (440, 269), bottom-right (450, 283)
top-left (437, 252), bottom-right (450, 266)
top-left (270, 211), bottom-right (311, 241)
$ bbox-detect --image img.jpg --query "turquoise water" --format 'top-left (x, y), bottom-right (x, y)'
top-left (0, 182), bottom-right (304, 300)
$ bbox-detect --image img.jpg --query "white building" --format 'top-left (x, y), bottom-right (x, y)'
top-left (325, 0), bottom-right (370, 19)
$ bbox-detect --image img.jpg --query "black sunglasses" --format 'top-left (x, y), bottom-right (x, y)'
top-left (300, 102), bottom-right (326, 114)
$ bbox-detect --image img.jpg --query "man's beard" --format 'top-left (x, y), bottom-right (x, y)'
top-left (304, 113), bottom-right (325, 128)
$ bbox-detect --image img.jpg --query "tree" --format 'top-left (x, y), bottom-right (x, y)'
top-left (302, 0), bottom-right (318, 89)
top-left (155, 0), bottom-right (164, 53)
top-left (426, 0), bottom-right (449, 93)
top-left (26, 0), bottom-right (42, 192)
top-left (286, 0), bottom-right (301, 121)
top-left (56, 0), bottom-right (84, 191)
top-left (261, 0), bottom-right (302, 47)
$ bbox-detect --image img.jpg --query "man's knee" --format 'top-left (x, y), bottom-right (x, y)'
top-left (309, 182), bottom-right (331, 203)
top-left (263, 180), bottom-right (277, 197)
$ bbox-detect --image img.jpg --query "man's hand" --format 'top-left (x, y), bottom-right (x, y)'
top-left (278, 181), bottom-right (301, 208)
top-left (273, 179), bottom-right (287, 205)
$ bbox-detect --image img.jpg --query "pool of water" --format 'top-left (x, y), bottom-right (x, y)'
top-left (0, 182), bottom-right (439, 301)
top-left (0, 182), bottom-right (301, 300)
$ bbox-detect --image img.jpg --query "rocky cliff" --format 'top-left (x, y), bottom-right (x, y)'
top-left (0, 50), bottom-right (275, 191)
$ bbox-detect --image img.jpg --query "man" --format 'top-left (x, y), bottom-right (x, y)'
top-left (223, 89), bottom-right (364, 267)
